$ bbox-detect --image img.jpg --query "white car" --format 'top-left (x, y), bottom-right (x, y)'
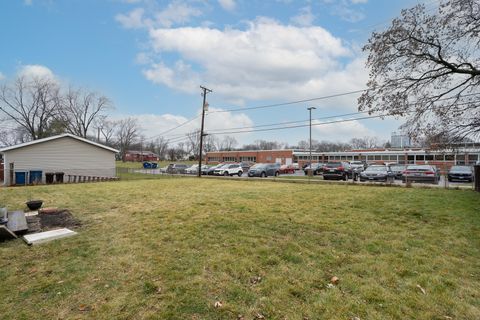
top-left (185, 164), bottom-right (199, 174)
top-left (214, 163), bottom-right (243, 176)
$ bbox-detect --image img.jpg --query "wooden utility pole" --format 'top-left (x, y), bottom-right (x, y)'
top-left (198, 86), bottom-right (212, 177)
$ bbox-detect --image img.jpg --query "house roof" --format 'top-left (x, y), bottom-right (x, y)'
top-left (0, 133), bottom-right (119, 153)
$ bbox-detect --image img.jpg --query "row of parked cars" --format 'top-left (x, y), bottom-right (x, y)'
top-left (303, 161), bottom-right (475, 184)
top-left (155, 161), bottom-right (475, 184)
top-left (158, 162), bottom-right (289, 177)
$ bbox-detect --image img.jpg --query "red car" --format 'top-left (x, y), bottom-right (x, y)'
top-left (279, 164), bottom-right (295, 174)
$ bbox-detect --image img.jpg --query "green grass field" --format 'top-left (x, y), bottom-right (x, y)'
top-left (0, 178), bottom-right (479, 319)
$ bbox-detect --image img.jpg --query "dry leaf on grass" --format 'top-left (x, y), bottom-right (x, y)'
top-left (214, 301), bottom-right (223, 308)
top-left (250, 276), bottom-right (262, 284)
top-left (78, 304), bottom-right (90, 312)
top-left (416, 284), bottom-right (426, 295)
top-left (330, 276), bottom-right (339, 285)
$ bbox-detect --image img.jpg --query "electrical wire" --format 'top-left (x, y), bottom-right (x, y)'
top-left (209, 89), bottom-right (366, 113)
top-left (206, 114), bottom-right (388, 136)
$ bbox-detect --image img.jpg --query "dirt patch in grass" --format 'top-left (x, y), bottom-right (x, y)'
top-left (26, 210), bottom-right (81, 233)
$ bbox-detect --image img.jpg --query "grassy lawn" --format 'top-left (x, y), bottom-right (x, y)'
top-left (0, 179), bottom-right (479, 319)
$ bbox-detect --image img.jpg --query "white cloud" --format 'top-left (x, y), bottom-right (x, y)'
top-left (18, 65), bottom-right (57, 82)
top-left (312, 118), bottom-right (374, 142)
top-left (290, 6), bottom-right (315, 27)
top-left (142, 18), bottom-right (366, 109)
top-left (143, 60), bottom-right (201, 94)
top-left (116, 1), bottom-right (203, 29)
top-left (116, 8), bottom-right (145, 29)
top-left (218, 0), bottom-right (236, 12)
top-left (155, 1), bottom-right (203, 28)
top-left (329, 0), bottom-right (366, 22)
top-left (0, 72), bottom-right (5, 81)
top-left (24, 0), bottom-right (33, 6)
top-left (121, 107), bottom-right (254, 144)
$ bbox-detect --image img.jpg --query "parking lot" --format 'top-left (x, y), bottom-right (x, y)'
top-left (134, 167), bottom-right (475, 189)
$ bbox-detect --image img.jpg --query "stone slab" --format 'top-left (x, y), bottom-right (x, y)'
top-left (23, 228), bottom-right (77, 245)
top-left (0, 225), bottom-right (18, 240)
top-left (7, 211), bottom-right (28, 233)
top-left (25, 211), bottom-right (38, 217)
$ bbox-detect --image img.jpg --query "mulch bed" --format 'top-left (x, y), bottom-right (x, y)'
top-left (26, 210), bottom-right (81, 233)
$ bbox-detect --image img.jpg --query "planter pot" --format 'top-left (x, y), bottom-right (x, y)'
top-left (26, 200), bottom-right (43, 211)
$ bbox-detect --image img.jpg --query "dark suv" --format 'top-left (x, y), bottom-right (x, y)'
top-left (248, 163), bottom-right (281, 177)
top-left (166, 163), bottom-right (188, 174)
top-left (322, 162), bottom-right (352, 180)
top-left (303, 163), bottom-right (325, 175)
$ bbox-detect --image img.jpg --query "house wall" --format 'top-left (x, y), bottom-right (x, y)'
top-left (3, 136), bottom-right (116, 186)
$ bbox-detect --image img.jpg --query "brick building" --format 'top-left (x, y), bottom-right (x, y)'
top-left (206, 145), bottom-right (480, 170)
top-left (124, 150), bottom-right (160, 162)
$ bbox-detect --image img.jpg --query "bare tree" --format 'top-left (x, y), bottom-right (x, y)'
top-left (59, 87), bottom-right (111, 138)
top-left (186, 130), bottom-right (201, 159)
top-left (203, 135), bottom-right (218, 152)
top-left (218, 135), bottom-right (238, 151)
top-left (115, 117), bottom-right (140, 161)
top-left (0, 76), bottom-right (61, 140)
top-left (359, 0), bottom-right (480, 141)
top-left (96, 117), bottom-right (117, 146)
top-left (152, 137), bottom-right (169, 160)
top-left (349, 136), bottom-right (381, 149)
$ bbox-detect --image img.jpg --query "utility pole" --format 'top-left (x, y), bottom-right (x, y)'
top-left (307, 107), bottom-right (316, 172)
top-left (198, 85), bottom-right (212, 177)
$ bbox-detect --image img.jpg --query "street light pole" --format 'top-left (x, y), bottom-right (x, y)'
top-left (307, 107), bottom-right (316, 169)
top-left (198, 85), bottom-right (212, 177)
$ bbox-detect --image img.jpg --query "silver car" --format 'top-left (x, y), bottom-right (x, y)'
top-left (402, 165), bottom-right (440, 184)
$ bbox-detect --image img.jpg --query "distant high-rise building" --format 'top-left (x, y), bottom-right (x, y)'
top-left (391, 132), bottom-right (411, 148)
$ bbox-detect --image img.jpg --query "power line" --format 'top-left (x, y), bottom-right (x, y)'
top-left (143, 114), bottom-right (201, 142)
top-left (206, 114), bottom-right (389, 136)
top-left (206, 110), bottom-right (371, 133)
top-left (205, 92), bottom-right (480, 133)
top-left (209, 89), bottom-right (366, 113)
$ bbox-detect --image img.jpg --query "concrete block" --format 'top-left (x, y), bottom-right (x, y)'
top-left (23, 228), bottom-right (77, 245)
top-left (6, 211), bottom-right (28, 233)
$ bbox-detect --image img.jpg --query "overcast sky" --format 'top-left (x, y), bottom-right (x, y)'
top-left (0, 0), bottom-right (433, 146)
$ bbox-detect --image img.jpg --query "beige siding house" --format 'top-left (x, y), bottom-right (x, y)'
top-left (0, 134), bottom-right (118, 186)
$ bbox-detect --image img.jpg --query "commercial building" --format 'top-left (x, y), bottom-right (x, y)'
top-left (391, 132), bottom-right (412, 148)
top-left (206, 144), bottom-right (480, 169)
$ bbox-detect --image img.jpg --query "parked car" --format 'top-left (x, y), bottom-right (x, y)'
top-left (322, 162), bottom-right (352, 180)
top-left (185, 164), bottom-right (199, 174)
top-left (349, 160), bottom-right (366, 171)
top-left (166, 163), bottom-right (188, 174)
top-left (359, 165), bottom-right (395, 182)
top-left (239, 162), bottom-right (253, 172)
top-left (205, 163), bottom-right (224, 175)
top-left (402, 165), bottom-right (440, 184)
top-left (389, 164), bottom-right (407, 179)
top-left (304, 163), bottom-right (325, 175)
top-left (214, 163), bottom-right (243, 176)
top-left (279, 164), bottom-right (295, 174)
top-left (448, 165), bottom-right (474, 182)
top-left (248, 163), bottom-right (281, 177)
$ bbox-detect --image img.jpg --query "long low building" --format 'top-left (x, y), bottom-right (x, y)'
top-left (206, 146), bottom-right (480, 168)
